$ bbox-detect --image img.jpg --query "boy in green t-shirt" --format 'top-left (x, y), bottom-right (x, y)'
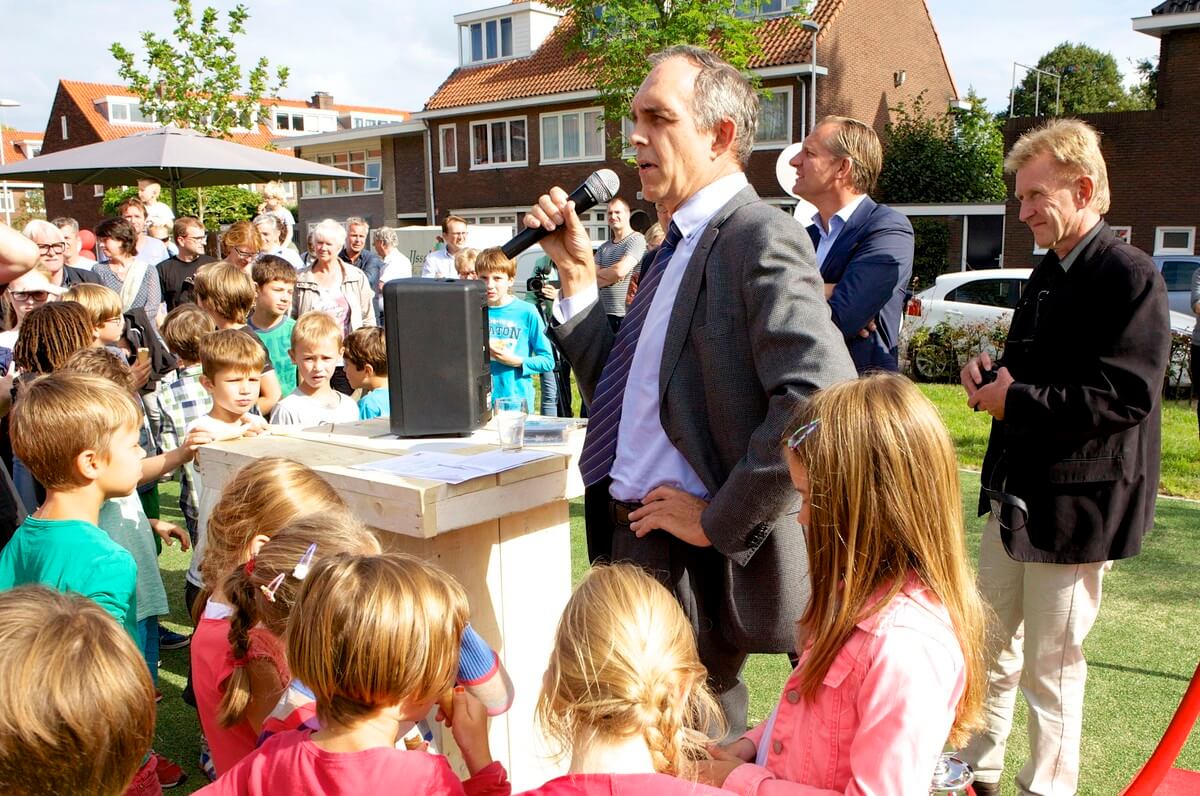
top-left (248, 255), bottom-right (298, 397)
top-left (0, 372), bottom-right (147, 636)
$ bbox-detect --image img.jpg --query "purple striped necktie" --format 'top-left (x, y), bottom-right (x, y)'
top-left (578, 221), bottom-right (683, 487)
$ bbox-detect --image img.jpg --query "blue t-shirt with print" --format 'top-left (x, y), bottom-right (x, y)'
top-left (487, 298), bottom-right (554, 411)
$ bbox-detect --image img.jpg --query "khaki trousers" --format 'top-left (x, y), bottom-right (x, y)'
top-left (961, 514), bottom-right (1109, 795)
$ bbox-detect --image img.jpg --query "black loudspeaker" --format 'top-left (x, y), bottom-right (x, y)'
top-left (383, 278), bottom-right (492, 437)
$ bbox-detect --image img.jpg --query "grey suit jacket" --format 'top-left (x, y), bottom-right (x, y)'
top-left (553, 184), bottom-right (856, 652)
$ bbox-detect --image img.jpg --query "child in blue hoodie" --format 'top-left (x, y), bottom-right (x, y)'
top-left (478, 247), bottom-right (554, 412)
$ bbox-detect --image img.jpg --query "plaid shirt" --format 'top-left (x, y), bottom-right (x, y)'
top-left (156, 365), bottom-right (212, 538)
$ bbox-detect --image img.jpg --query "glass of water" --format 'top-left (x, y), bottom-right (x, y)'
top-left (495, 397), bottom-right (528, 451)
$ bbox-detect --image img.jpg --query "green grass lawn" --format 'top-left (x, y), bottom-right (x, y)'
top-left (153, 469), bottom-right (1200, 794)
top-left (918, 383), bottom-right (1200, 500)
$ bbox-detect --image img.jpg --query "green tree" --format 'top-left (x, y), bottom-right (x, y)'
top-left (12, 189), bottom-right (45, 230)
top-left (878, 89), bottom-right (1006, 205)
top-left (102, 185), bottom-right (260, 230)
top-left (563, 0), bottom-right (803, 154)
top-left (110, 0), bottom-right (289, 139)
top-left (1009, 42), bottom-right (1139, 117)
top-left (1128, 56), bottom-right (1158, 110)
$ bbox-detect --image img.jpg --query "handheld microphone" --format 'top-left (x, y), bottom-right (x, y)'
top-left (500, 169), bottom-right (620, 259)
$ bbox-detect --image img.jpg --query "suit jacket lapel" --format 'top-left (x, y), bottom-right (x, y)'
top-left (659, 185), bottom-right (759, 400)
top-left (820, 195), bottom-right (877, 277)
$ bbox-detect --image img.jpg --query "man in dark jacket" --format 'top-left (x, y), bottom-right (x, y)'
top-left (959, 119), bottom-right (1170, 796)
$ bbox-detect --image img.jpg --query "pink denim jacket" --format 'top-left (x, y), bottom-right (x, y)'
top-left (724, 575), bottom-right (965, 795)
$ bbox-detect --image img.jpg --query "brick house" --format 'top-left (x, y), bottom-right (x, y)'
top-left (287, 0), bottom-right (962, 241)
top-left (1002, 1), bottom-right (1200, 276)
top-left (0, 130), bottom-right (44, 226)
top-left (37, 79), bottom-right (409, 231)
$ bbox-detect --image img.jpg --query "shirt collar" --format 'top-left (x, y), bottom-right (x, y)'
top-left (1058, 220), bottom-right (1104, 272)
top-left (809, 193), bottom-right (868, 235)
top-left (672, 172), bottom-right (750, 242)
top-left (855, 573), bottom-right (950, 635)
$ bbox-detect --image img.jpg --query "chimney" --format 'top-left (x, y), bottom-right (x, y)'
top-left (312, 91), bottom-right (334, 110)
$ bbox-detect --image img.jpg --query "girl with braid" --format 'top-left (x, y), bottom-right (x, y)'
top-left (192, 512), bottom-right (381, 777)
top-left (523, 564), bottom-right (730, 795)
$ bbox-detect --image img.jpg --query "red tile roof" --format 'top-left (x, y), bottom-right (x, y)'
top-left (1, 130), bottom-right (43, 163)
top-left (426, 3), bottom-right (843, 111)
top-left (57, 80), bottom-right (409, 150)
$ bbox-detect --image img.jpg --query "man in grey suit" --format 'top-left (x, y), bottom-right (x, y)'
top-left (524, 45), bottom-right (855, 733)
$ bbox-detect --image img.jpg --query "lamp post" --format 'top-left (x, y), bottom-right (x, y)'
top-left (0, 99), bottom-right (19, 227)
top-left (800, 20), bottom-right (820, 136)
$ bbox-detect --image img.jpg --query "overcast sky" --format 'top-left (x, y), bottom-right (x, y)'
top-left (0, 0), bottom-right (1162, 134)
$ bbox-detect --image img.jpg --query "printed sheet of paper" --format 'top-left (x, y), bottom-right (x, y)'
top-left (351, 448), bottom-right (555, 484)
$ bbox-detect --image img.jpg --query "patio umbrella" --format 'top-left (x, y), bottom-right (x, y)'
top-left (0, 124), bottom-right (366, 210)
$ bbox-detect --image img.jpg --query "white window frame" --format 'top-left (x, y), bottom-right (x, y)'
top-left (469, 116), bottom-right (528, 171)
top-left (467, 16), bottom-right (514, 64)
top-left (301, 149), bottom-right (383, 197)
top-left (755, 86), bottom-right (793, 150)
top-left (94, 185), bottom-right (105, 198)
top-left (1154, 226), bottom-right (1195, 256)
top-left (271, 108), bottom-right (338, 135)
top-left (621, 117), bottom-right (636, 159)
top-left (0, 190), bottom-right (13, 214)
top-left (539, 107), bottom-right (606, 165)
top-left (60, 116), bottom-right (68, 140)
top-left (439, 124), bottom-right (458, 173)
top-left (1110, 225), bottom-right (1132, 245)
top-left (63, 184), bottom-right (73, 200)
top-left (106, 98), bottom-right (154, 126)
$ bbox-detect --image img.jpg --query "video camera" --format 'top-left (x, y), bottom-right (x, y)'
top-left (526, 261), bottom-right (553, 297)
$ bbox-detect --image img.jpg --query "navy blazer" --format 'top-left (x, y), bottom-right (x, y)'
top-left (808, 196), bottom-right (914, 373)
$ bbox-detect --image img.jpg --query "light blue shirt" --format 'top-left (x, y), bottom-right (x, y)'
top-left (556, 172), bottom-right (749, 502)
top-left (808, 193), bottom-right (867, 267)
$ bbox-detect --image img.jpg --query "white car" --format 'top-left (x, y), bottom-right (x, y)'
top-left (903, 268), bottom-right (1195, 384)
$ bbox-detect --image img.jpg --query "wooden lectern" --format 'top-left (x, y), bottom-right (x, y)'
top-left (196, 418), bottom-right (583, 789)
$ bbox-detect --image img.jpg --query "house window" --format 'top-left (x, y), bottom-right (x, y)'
top-left (273, 111), bottom-right (337, 134)
top-left (735, 0), bottom-right (805, 18)
top-left (0, 190), bottom-right (13, 213)
top-left (541, 108), bottom-right (604, 164)
top-left (63, 184), bottom-right (73, 200)
top-left (108, 100), bottom-right (152, 125)
top-left (1154, 227), bottom-right (1194, 255)
top-left (1109, 226), bottom-right (1132, 245)
top-left (94, 185), bottom-right (105, 197)
top-left (622, 117), bottom-right (636, 158)
top-left (302, 149), bottom-right (383, 196)
top-left (60, 116), bottom-right (68, 140)
top-left (470, 117), bottom-right (527, 169)
top-left (469, 17), bottom-right (513, 63)
top-left (756, 87), bottom-right (792, 148)
top-left (439, 125), bottom-right (458, 172)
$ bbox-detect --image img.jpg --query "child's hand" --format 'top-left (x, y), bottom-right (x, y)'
top-left (130, 355), bottom-right (152, 391)
top-left (487, 343), bottom-right (522, 368)
top-left (149, 518), bottom-right (191, 552)
top-left (709, 738), bottom-right (757, 763)
top-left (180, 427), bottom-right (214, 458)
top-left (690, 740), bottom-right (755, 787)
top-left (239, 416), bottom-right (270, 437)
top-left (444, 687), bottom-right (493, 776)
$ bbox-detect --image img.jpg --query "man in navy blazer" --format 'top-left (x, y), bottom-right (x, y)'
top-left (792, 116), bottom-right (913, 372)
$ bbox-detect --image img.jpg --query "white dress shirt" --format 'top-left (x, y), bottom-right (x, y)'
top-left (556, 172), bottom-right (750, 502)
top-left (808, 192), bottom-right (867, 267)
top-left (421, 248), bottom-right (457, 279)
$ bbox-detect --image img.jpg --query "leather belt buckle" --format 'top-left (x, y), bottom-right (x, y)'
top-left (609, 499), bottom-right (642, 527)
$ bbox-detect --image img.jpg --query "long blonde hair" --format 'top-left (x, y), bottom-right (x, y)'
top-left (788, 373), bottom-right (986, 746)
top-left (217, 512), bottom-right (380, 728)
top-left (199, 458), bottom-right (347, 598)
top-left (536, 564), bottom-right (724, 776)
top-left (287, 553), bottom-right (469, 730)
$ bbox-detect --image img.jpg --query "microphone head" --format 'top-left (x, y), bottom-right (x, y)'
top-left (585, 169), bottom-right (620, 204)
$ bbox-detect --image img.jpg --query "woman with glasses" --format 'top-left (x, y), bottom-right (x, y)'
top-left (93, 217), bottom-right (162, 320)
top-left (219, 221), bottom-right (264, 276)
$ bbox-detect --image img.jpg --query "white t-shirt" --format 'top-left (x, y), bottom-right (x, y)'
top-left (269, 390), bottom-right (359, 428)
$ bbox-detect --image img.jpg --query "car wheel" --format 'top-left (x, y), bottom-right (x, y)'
top-left (912, 343), bottom-right (951, 382)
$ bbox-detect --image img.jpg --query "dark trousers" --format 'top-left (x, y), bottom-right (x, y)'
top-left (584, 479), bottom-right (749, 737)
top-left (1192, 344), bottom-right (1199, 436)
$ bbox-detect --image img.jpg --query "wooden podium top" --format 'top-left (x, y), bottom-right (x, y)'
top-left (196, 417), bottom-right (585, 539)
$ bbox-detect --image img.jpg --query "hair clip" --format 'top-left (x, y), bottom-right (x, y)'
top-left (244, 558), bottom-right (256, 575)
top-left (786, 419), bottom-right (820, 450)
top-left (260, 573), bottom-right (286, 603)
top-left (293, 543), bottom-right (316, 581)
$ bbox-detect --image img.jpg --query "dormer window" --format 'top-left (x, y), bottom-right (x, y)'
top-left (735, 0), bottom-right (806, 18)
top-left (469, 16), bottom-right (513, 63)
top-left (273, 109), bottom-right (338, 135)
top-left (107, 98), bottom-right (153, 125)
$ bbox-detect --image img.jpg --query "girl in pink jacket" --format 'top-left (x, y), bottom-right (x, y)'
top-left (702, 374), bottom-right (988, 795)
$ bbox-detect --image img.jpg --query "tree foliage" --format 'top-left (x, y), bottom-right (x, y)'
top-left (878, 89), bottom-right (1006, 205)
top-left (102, 185), bottom-right (260, 229)
top-left (1128, 56), bottom-right (1158, 110)
top-left (110, 0), bottom-right (289, 138)
top-left (1008, 42), bottom-right (1147, 117)
top-left (562, 0), bottom-right (803, 153)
